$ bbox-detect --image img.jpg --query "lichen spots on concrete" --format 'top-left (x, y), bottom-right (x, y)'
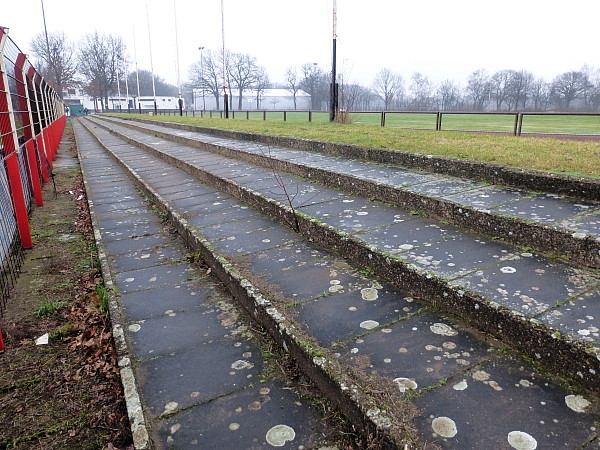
top-left (231, 360), bottom-right (254, 370)
top-left (431, 416), bottom-right (457, 438)
top-left (360, 320), bottom-right (380, 330)
top-left (361, 287), bottom-right (379, 301)
top-left (565, 395), bottom-right (590, 413)
top-left (266, 424), bottom-right (296, 447)
top-left (430, 322), bottom-right (458, 336)
top-left (472, 370), bottom-right (490, 382)
top-left (453, 380), bottom-right (468, 390)
top-left (162, 401), bottom-right (178, 416)
top-left (507, 431), bottom-right (538, 449)
top-left (393, 377), bottom-right (418, 393)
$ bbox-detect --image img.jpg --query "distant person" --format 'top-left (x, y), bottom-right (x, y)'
top-left (84, 108), bottom-right (89, 115)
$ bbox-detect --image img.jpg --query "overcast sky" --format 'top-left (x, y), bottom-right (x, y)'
top-left (3, 0), bottom-right (599, 89)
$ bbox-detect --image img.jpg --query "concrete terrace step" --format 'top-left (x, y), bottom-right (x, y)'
top-left (77, 117), bottom-right (600, 448)
top-left (73, 120), bottom-right (345, 449)
top-left (88, 115), bottom-right (600, 392)
top-left (103, 115), bottom-right (600, 269)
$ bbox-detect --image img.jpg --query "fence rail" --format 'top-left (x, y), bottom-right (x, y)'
top-left (0, 26), bottom-right (65, 314)
top-left (135, 108), bottom-right (600, 137)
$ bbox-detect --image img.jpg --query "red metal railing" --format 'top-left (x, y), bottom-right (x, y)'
top-left (0, 26), bottom-right (65, 320)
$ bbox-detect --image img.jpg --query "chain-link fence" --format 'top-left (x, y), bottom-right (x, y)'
top-left (0, 26), bottom-right (65, 313)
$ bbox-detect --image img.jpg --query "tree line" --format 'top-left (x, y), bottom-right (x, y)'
top-left (32, 31), bottom-right (600, 113)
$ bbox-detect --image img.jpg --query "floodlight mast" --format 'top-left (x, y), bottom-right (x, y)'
top-left (174, 0), bottom-right (183, 116)
top-left (329, 0), bottom-right (338, 122)
top-left (198, 46), bottom-right (206, 111)
top-left (221, 0), bottom-right (228, 118)
top-left (146, 4), bottom-right (157, 114)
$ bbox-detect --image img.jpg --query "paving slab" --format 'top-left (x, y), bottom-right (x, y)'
top-left (453, 254), bottom-right (600, 317)
top-left (412, 356), bottom-right (599, 449)
top-left (158, 380), bottom-right (332, 449)
top-left (295, 281), bottom-right (421, 347)
top-left (538, 289), bottom-right (600, 346)
top-left (493, 193), bottom-right (599, 224)
top-left (137, 339), bottom-right (263, 417)
top-left (119, 282), bottom-right (214, 322)
top-left (340, 312), bottom-right (494, 390)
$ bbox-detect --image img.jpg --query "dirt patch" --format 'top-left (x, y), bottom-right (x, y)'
top-left (0, 123), bottom-right (133, 449)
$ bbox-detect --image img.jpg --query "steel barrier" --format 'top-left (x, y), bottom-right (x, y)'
top-left (0, 26), bottom-right (65, 314)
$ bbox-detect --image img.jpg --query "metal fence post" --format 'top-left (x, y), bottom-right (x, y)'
top-left (380, 111), bottom-right (386, 127)
top-left (0, 28), bottom-right (33, 248)
top-left (14, 53), bottom-right (43, 206)
top-left (517, 113), bottom-right (524, 136)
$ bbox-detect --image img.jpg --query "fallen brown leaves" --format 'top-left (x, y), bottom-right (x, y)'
top-left (0, 128), bottom-right (133, 449)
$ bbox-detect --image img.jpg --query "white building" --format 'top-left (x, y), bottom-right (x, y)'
top-left (193, 88), bottom-right (311, 111)
top-left (63, 88), bottom-right (183, 113)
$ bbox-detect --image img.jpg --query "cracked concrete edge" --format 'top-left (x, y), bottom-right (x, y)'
top-left (79, 119), bottom-right (415, 447)
top-left (108, 114), bottom-right (600, 201)
top-left (73, 120), bottom-right (151, 450)
top-left (96, 115), bottom-right (600, 269)
top-left (84, 117), bottom-right (600, 392)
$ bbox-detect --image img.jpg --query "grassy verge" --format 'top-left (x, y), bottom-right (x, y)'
top-left (0, 122), bottom-right (133, 449)
top-left (112, 113), bottom-right (600, 179)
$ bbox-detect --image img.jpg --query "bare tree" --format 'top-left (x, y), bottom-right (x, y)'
top-left (409, 72), bottom-right (434, 110)
top-left (285, 66), bottom-right (300, 110)
top-left (188, 48), bottom-right (223, 109)
top-left (30, 31), bottom-right (77, 98)
top-left (530, 79), bottom-right (551, 111)
top-left (127, 69), bottom-right (177, 97)
top-left (78, 32), bottom-right (126, 109)
top-left (254, 67), bottom-right (270, 109)
top-left (581, 65), bottom-right (600, 111)
top-left (437, 80), bottom-right (461, 110)
top-left (228, 52), bottom-right (261, 110)
top-left (299, 63), bottom-right (328, 110)
top-left (506, 70), bottom-right (534, 110)
top-left (551, 71), bottom-right (590, 110)
top-left (490, 70), bottom-right (514, 110)
top-left (466, 70), bottom-right (490, 111)
top-left (373, 68), bottom-right (404, 110)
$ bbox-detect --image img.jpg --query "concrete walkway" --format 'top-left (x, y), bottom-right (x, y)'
top-left (74, 116), bottom-right (599, 448)
top-left (74, 121), bottom-right (337, 449)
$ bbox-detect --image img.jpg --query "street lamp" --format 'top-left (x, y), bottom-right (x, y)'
top-left (198, 46), bottom-right (205, 111)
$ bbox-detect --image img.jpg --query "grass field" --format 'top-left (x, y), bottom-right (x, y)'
top-left (112, 113), bottom-right (600, 179)
top-left (196, 110), bottom-right (600, 135)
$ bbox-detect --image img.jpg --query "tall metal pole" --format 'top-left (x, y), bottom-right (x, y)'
top-left (329, 0), bottom-right (338, 122)
top-left (116, 67), bottom-right (122, 111)
top-left (133, 26), bottom-right (141, 113)
top-left (146, 4), bottom-right (157, 115)
top-left (124, 63), bottom-right (130, 113)
top-left (221, 0), bottom-right (228, 118)
top-left (198, 46), bottom-right (206, 111)
top-left (174, 0), bottom-right (183, 116)
top-left (40, 0), bottom-right (56, 93)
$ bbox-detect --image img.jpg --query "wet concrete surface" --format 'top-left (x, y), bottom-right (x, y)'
top-left (102, 116), bottom-right (600, 239)
top-left (75, 117), bottom-right (600, 448)
top-left (74, 121), bottom-right (337, 449)
top-left (87, 118), bottom-right (600, 357)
